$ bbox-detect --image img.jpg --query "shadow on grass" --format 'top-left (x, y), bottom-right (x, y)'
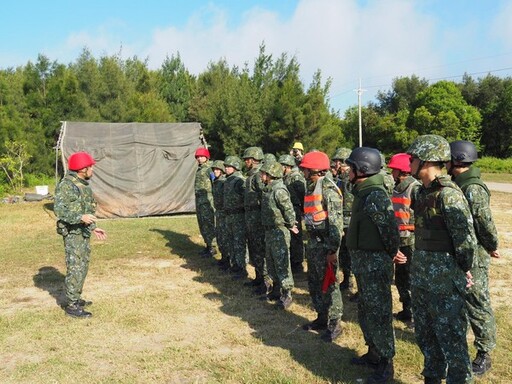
top-left (151, 228), bottom-right (411, 384)
top-left (33, 266), bottom-right (66, 308)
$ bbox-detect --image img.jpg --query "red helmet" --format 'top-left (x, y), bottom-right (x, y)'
top-left (388, 153), bottom-right (411, 172)
top-left (68, 152), bottom-right (96, 171)
top-left (195, 147), bottom-right (210, 159)
top-left (300, 151), bottom-right (330, 171)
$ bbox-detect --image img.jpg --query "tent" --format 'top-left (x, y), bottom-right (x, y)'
top-left (57, 121), bottom-right (203, 218)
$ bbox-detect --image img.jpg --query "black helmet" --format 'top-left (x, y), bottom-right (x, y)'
top-left (346, 147), bottom-right (381, 176)
top-left (450, 140), bottom-right (478, 163)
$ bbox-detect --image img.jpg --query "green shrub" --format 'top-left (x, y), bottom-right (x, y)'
top-left (24, 173), bottom-right (56, 188)
top-left (475, 157), bottom-right (512, 173)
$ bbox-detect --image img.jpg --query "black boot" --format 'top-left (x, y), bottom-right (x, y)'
top-left (302, 313), bottom-right (328, 331)
top-left (65, 303), bottom-right (92, 318)
top-left (77, 299), bottom-right (92, 307)
top-left (279, 290), bottom-right (293, 310)
top-left (472, 350), bottom-right (491, 375)
top-left (350, 346), bottom-right (380, 368)
top-left (366, 358), bottom-right (394, 383)
top-left (339, 270), bottom-right (352, 290)
top-left (424, 377), bottom-right (442, 384)
top-left (394, 307), bottom-right (412, 322)
top-left (321, 319), bottom-right (342, 342)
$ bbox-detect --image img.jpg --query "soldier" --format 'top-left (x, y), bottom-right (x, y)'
top-left (260, 161), bottom-right (299, 309)
top-left (279, 154), bottom-right (306, 275)
top-left (387, 153), bottom-right (420, 323)
top-left (290, 142), bottom-right (304, 167)
top-left (211, 160), bottom-right (229, 269)
top-left (346, 147), bottom-right (399, 384)
top-left (407, 134), bottom-right (477, 384)
top-left (223, 156), bottom-right (248, 279)
top-left (55, 151), bottom-right (107, 318)
top-left (447, 140), bottom-right (500, 376)
top-left (380, 153), bottom-right (395, 196)
top-left (300, 151), bottom-right (344, 343)
top-left (243, 147), bottom-right (267, 293)
top-left (194, 147), bottom-right (216, 258)
top-left (331, 147), bottom-right (354, 290)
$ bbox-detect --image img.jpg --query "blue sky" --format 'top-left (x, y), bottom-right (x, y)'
top-left (1, 0), bottom-right (512, 114)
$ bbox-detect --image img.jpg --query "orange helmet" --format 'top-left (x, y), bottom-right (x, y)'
top-left (388, 153), bottom-right (411, 173)
top-left (68, 152), bottom-right (96, 171)
top-left (195, 147), bottom-right (210, 159)
top-left (300, 151), bottom-right (330, 171)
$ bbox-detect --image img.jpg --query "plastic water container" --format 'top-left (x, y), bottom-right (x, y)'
top-left (35, 185), bottom-right (49, 195)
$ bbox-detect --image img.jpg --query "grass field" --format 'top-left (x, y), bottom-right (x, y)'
top-left (0, 192), bottom-right (511, 384)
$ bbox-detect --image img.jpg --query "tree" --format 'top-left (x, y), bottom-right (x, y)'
top-left (376, 75), bottom-right (429, 114)
top-left (0, 140), bottom-right (31, 193)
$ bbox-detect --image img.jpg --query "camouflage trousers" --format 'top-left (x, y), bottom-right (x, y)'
top-left (466, 264), bottom-right (496, 353)
top-left (246, 216), bottom-right (267, 281)
top-left (63, 233), bottom-right (91, 305)
top-left (196, 200), bottom-right (216, 247)
top-left (412, 285), bottom-right (472, 383)
top-left (265, 226), bottom-right (293, 292)
top-left (305, 236), bottom-right (343, 321)
top-left (289, 207), bottom-right (304, 267)
top-left (215, 211), bottom-right (229, 259)
top-left (225, 212), bottom-right (247, 269)
top-left (394, 245), bottom-right (413, 310)
top-left (353, 262), bottom-right (395, 360)
top-left (338, 231), bottom-right (351, 276)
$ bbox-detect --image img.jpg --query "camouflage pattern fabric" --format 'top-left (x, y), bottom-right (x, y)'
top-left (212, 174), bottom-right (228, 259)
top-left (195, 161), bottom-right (216, 247)
top-left (304, 176), bottom-right (344, 321)
top-left (244, 164), bottom-right (267, 281)
top-left (411, 175), bottom-right (477, 383)
top-left (261, 178), bottom-right (296, 291)
top-left (454, 167), bottom-right (498, 353)
top-left (54, 171), bottom-right (97, 304)
top-left (349, 175), bottom-right (399, 360)
top-left (223, 170), bottom-right (247, 270)
top-left (379, 169), bottom-right (395, 196)
top-left (336, 169), bottom-right (353, 276)
top-left (283, 168), bottom-right (306, 267)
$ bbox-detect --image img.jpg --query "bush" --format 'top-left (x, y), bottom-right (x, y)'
top-left (24, 173), bottom-right (56, 188)
top-left (475, 157), bottom-right (512, 173)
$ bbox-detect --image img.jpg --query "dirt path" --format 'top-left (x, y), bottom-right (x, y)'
top-left (486, 182), bottom-right (512, 193)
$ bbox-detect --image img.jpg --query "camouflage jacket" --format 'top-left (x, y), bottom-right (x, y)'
top-left (336, 169), bottom-right (354, 227)
top-left (212, 175), bottom-right (226, 211)
top-left (261, 179), bottom-right (296, 228)
top-left (223, 171), bottom-right (246, 214)
top-left (453, 167), bottom-right (499, 267)
top-left (379, 169), bottom-right (395, 196)
top-left (194, 161), bottom-right (214, 204)
top-left (54, 171), bottom-right (97, 237)
top-left (283, 168), bottom-right (306, 210)
top-left (244, 164), bottom-right (264, 210)
top-left (305, 175), bottom-right (344, 254)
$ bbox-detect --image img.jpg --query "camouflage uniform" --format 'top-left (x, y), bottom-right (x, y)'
top-left (55, 172), bottom-right (97, 305)
top-left (337, 169), bottom-right (354, 285)
top-left (453, 167), bottom-right (498, 355)
top-left (304, 175), bottom-right (344, 326)
top-left (261, 177), bottom-right (296, 303)
top-left (211, 163), bottom-right (228, 263)
top-left (347, 173), bottom-right (400, 361)
top-left (194, 161), bottom-right (216, 249)
top-left (223, 162), bottom-right (247, 276)
top-left (282, 165), bottom-right (306, 270)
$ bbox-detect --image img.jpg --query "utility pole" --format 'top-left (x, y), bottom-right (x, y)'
top-left (354, 79), bottom-right (366, 147)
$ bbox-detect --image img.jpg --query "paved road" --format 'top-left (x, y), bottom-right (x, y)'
top-left (486, 182), bottom-right (512, 193)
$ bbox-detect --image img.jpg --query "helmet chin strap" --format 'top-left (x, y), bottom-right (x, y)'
top-left (412, 160), bottom-right (425, 180)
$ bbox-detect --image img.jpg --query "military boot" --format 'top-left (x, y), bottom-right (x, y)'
top-left (302, 313), bottom-right (328, 331)
top-left (77, 299), bottom-right (92, 307)
top-left (339, 270), bottom-right (352, 290)
top-left (366, 358), bottom-right (394, 383)
top-left (321, 319), bottom-right (342, 342)
top-left (424, 377), bottom-right (442, 384)
top-left (260, 283), bottom-right (281, 302)
top-left (472, 350), bottom-right (492, 375)
top-left (350, 346), bottom-right (380, 368)
top-left (394, 305), bottom-right (412, 322)
top-left (65, 303), bottom-right (92, 318)
top-left (279, 290), bottom-right (293, 310)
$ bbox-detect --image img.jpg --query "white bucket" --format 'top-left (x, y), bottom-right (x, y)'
top-left (35, 185), bottom-right (49, 195)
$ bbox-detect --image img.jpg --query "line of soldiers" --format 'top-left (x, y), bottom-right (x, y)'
top-left (193, 134), bottom-right (500, 384)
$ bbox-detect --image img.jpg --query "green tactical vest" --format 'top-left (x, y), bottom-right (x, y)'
top-left (346, 174), bottom-right (386, 251)
top-left (414, 177), bottom-right (457, 253)
top-left (454, 167), bottom-right (490, 196)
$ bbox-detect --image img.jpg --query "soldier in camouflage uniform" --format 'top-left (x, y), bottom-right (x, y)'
top-left (55, 152), bottom-right (107, 318)
top-left (346, 147), bottom-right (400, 384)
top-left (331, 147), bottom-right (354, 290)
top-left (387, 153), bottom-right (421, 323)
top-left (279, 154), bottom-right (306, 275)
top-left (243, 147), bottom-right (267, 293)
top-left (300, 151), bottom-right (344, 343)
top-left (260, 161), bottom-right (299, 309)
top-left (211, 160), bottom-right (229, 268)
top-left (379, 153), bottom-right (395, 196)
top-left (447, 140), bottom-right (500, 376)
top-left (223, 156), bottom-right (248, 279)
top-left (408, 135), bottom-right (477, 384)
top-left (194, 147), bottom-right (216, 258)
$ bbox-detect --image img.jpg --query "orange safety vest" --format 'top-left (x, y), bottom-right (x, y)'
top-left (304, 177), bottom-right (328, 228)
top-left (392, 183), bottom-right (415, 234)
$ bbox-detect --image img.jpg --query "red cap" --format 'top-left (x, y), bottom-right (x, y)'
top-left (388, 153), bottom-right (411, 172)
top-left (195, 147), bottom-right (210, 159)
top-left (300, 151), bottom-right (330, 170)
top-left (68, 152), bottom-right (96, 171)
